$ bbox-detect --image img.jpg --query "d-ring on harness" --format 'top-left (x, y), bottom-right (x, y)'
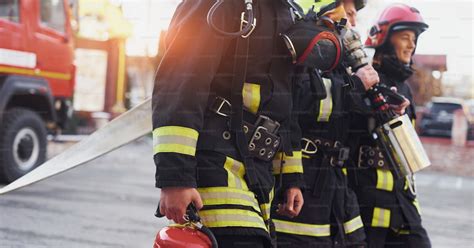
top-left (207, 0), bottom-right (256, 38)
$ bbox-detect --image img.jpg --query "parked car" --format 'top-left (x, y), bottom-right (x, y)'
top-left (418, 97), bottom-right (468, 137)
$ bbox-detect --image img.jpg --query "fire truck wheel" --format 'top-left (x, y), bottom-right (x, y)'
top-left (0, 108), bottom-right (47, 183)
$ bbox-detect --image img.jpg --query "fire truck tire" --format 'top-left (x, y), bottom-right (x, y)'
top-left (0, 108), bottom-right (47, 183)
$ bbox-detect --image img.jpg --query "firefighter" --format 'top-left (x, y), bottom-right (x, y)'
top-left (271, 1), bottom-right (380, 247)
top-left (346, 4), bottom-right (431, 247)
top-left (152, 0), bottom-right (308, 247)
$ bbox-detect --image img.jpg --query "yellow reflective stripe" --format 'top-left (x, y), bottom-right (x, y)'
top-left (413, 199), bottom-right (421, 215)
top-left (371, 207), bottom-right (391, 228)
top-left (153, 126), bottom-right (199, 156)
top-left (153, 126), bottom-right (199, 139)
top-left (376, 169), bottom-right (394, 192)
top-left (223, 157), bottom-right (248, 190)
top-left (274, 219), bottom-right (331, 237)
top-left (260, 203), bottom-right (271, 222)
top-left (242, 82), bottom-right (261, 114)
top-left (344, 216), bottom-right (364, 234)
top-left (272, 152), bottom-right (303, 175)
top-left (399, 230), bottom-right (410, 235)
top-left (259, 189), bottom-right (274, 222)
top-left (0, 66), bottom-right (72, 80)
top-left (317, 78), bottom-right (333, 122)
top-left (342, 168), bottom-right (347, 176)
top-left (199, 209), bottom-right (267, 231)
top-left (302, 154), bottom-right (311, 159)
top-left (153, 144), bottom-right (195, 156)
top-left (198, 187), bottom-right (259, 212)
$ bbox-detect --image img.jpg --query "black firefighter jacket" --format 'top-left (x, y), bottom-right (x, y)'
top-left (152, 0), bottom-right (305, 238)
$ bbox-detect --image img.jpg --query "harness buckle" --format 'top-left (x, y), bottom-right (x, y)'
top-left (240, 12), bottom-right (256, 38)
top-left (301, 138), bottom-right (318, 155)
top-left (212, 97), bottom-right (232, 117)
top-left (254, 115), bottom-right (280, 134)
top-left (330, 147), bottom-right (350, 167)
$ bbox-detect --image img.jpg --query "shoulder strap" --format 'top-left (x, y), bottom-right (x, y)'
top-left (229, 30), bottom-right (269, 203)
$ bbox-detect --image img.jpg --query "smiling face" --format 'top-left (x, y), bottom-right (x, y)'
top-left (389, 30), bottom-right (417, 64)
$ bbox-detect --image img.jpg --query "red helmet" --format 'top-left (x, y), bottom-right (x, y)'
top-left (365, 4), bottom-right (428, 48)
top-left (154, 226), bottom-right (212, 248)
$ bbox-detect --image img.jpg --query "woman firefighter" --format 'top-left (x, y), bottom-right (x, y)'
top-left (346, 4), bottom-right (431, 247)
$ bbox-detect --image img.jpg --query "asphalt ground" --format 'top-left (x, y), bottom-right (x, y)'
top-left (0, 137), bottom-right (473, 247)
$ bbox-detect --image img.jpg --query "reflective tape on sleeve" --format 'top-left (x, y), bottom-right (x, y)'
top-left (316, 78), bottom-right (333, 122)
top-left (273, 152), bottom-right (303, 175)
top-left (273, 219), bottom-right (331, 237)
top-left (243, 83), bottom-right (261, 114)
top-left (153, 126), bottom-right (199, 156)
top-left (198, 187), bottom-right (260, 212)
top-left (344, 215), bottom-right (364, 234)
top-left (371, 207), bottom-right (391, 228)
top-left (376, 169), bottom-right (394, 192)
top-left (199, 209), bottom-right (267, 231)
top-left (223, 157), bottom-right (248, 190)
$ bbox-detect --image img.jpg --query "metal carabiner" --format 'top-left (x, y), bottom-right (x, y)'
top-left (207, 0), bottom-right (256, 38)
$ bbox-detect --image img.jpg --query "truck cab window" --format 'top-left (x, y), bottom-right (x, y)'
top-left (40, 0), bottom-right (65, 33)
top-left (0, 0), bottom-right (20, 23)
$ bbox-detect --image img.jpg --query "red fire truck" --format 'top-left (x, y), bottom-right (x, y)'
top-left (0, 0), bottom-right (75, 182)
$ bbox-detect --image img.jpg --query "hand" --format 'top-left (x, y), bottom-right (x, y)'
top-left (389, 87), bottom-right (410, 115)
top-left (277, 187), bottom-right (304, 218)
top-left (159, 187), bottom-right (203, 224)
top-left (355, 65), bottom-right (379, 90)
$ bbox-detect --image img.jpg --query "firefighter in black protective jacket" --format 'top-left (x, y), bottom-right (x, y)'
top-left (152, 0), bottom-right (309, 247)
top-left (272, 1), bottom-right (380, 247)
top-left (346, 4), bottom-right (431, 247)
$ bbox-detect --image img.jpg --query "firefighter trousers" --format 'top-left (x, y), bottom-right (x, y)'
top-left (365, 226), bottom-right (431, 248)
top-left (215, 234), bottom-right (269, 248)
top-left (272, 155), bottom-right (365, 247)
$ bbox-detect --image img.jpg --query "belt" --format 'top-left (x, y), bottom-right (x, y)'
top-left (357, 145), bottom-right (389, 169)
top-left (301, 137), bottom-right (350, 167)
top-left (209, 96), bottom-right (281, 161)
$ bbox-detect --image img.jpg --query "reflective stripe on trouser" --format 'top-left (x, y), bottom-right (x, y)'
top-left (344, 215), bottom-right (364, 234)
top-left (273, 219), bottom-right (331, 237)
top-left (376, 169), bottom-right (394, 192)
top-left (371, 207), bottom-right (391, 228)
top-left (316, 77), bottom-right (333, 122)
top-left (272, 151), bottom-right (303, 175)
top-left (243, 82), bottom-right (261, 114)
top-left (153, 126), bottom-right (199, 156)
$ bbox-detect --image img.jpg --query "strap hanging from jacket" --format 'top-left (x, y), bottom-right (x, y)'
top-left (229, 13), bottom-right (269, 203)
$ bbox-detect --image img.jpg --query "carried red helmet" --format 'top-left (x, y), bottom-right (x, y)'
top-left (365, 4), bottom-right (428, 48)
top-left (154, 226), bottom-right (212, 248)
